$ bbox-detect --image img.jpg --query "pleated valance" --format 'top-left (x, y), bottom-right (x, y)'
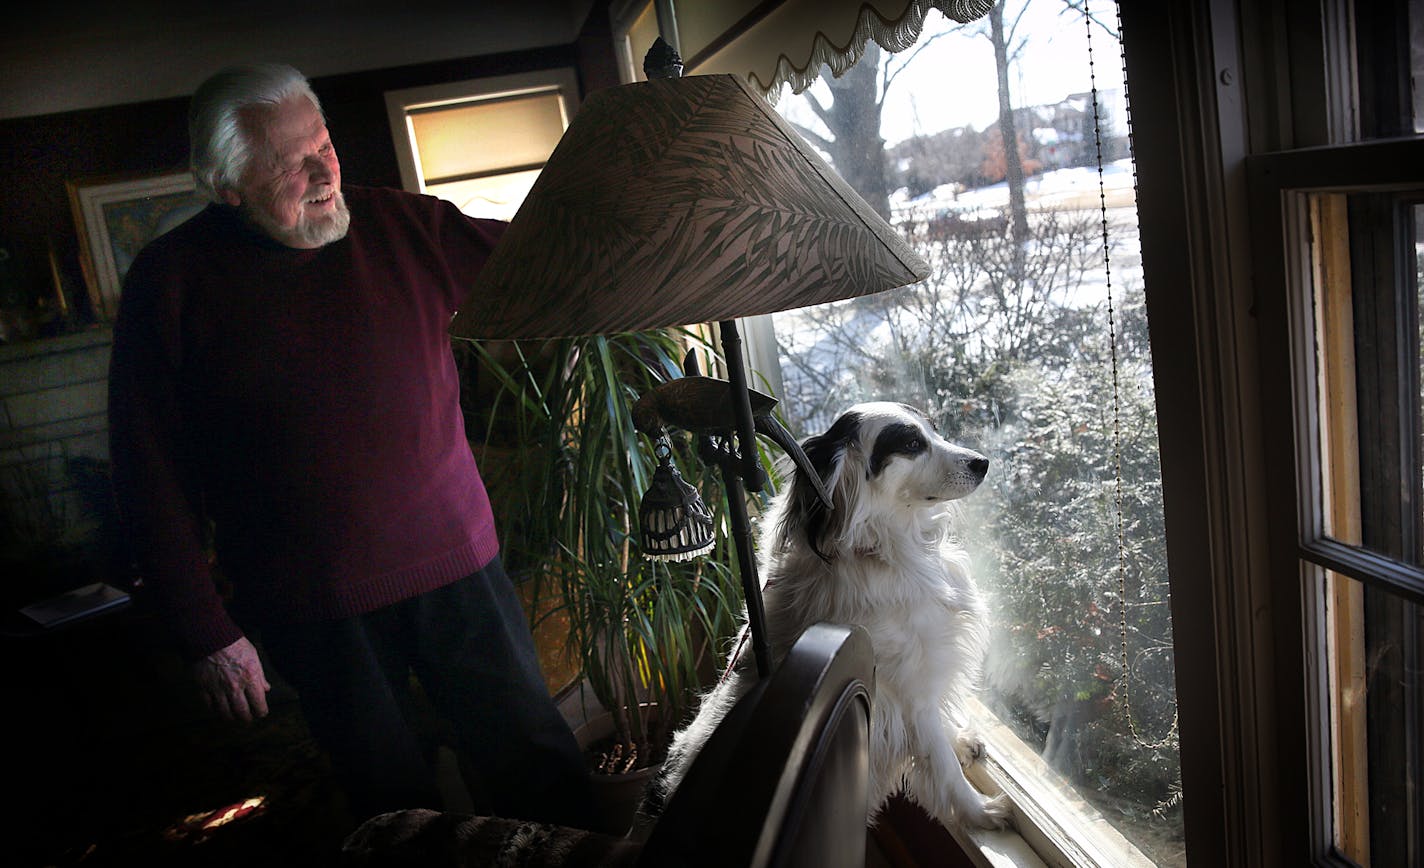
top-left (675, 0), bottom-right (994, 97)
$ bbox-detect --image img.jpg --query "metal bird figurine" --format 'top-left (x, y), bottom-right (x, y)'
top-left (633, 352), bottom-right (833, 508)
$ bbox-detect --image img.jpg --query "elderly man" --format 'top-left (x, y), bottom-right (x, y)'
top-left (108, 63), bottom-right (593, 829)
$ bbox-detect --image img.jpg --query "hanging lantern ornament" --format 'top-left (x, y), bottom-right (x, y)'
top-left (639, 434), bottom-right (715, 561)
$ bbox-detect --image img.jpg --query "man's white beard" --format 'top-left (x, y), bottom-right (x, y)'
top-left (246, 191), bottom-right (351, 248)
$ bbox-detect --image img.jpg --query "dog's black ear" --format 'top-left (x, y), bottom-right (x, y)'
top-left (791, 411), bottom-right (860, 561)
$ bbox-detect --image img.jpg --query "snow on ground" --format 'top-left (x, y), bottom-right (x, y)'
top-left (893, 158), bottom-right (1137, 220)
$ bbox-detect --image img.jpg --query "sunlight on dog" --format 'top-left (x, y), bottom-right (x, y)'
top-left (638, 401), bottom-right (1011, 836)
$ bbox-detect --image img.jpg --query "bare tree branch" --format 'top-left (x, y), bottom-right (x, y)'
top-left (883, 29), bottom-right (957, 97)
top-left (1054, 0), bottom-right (1121, 40)
top-left (800, 87), bottom-right (833, 129)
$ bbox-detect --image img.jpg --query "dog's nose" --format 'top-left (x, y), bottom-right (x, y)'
top-left (968, 456), bottom-right (989, 479)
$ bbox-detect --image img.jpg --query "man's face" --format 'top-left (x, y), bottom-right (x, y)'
top-left (223, 95), bottom-right (348, 249)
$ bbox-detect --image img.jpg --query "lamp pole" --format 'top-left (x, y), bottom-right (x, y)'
top-left (716, 319), bottom-right (771, 678)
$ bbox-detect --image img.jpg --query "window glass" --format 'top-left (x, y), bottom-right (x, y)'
top-left (1311, 193), bottom-right (1424, 865)
top-left (765, 1), bottom-right (1183, 862)
top-left (1310, 192), bottom-right (1423, 567)
top-left (1321, 568), bottom-right (1423, 866)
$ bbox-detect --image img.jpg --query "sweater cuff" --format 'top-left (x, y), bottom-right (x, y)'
top-left (178, 615), bottom-right (246, 662)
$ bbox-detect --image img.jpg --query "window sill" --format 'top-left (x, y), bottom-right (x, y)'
top-left (950, 698), bottom-right (1158, 868)
top-left (945, 822), bottom-right (1048, 868)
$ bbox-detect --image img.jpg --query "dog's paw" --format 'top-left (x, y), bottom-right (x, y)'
top-left (954, 730), bottom-right (987, 768)
top-left (962, 793), bottom-right (1013, 831)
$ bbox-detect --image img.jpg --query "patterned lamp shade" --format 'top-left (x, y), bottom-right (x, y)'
top-left (448, 71), bottom-right (930, 340)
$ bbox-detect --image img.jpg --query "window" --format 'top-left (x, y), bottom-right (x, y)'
top-left (384, 69), bottom-right (578, 220)
top-left (739, 3), bottom-right (1183, 863)
top-left (1251, 147), bottom-right (1424, 866)
top-left (1241, 1), bottom-right (1424, 863)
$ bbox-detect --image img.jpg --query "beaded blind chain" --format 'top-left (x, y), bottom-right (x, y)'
top-left (1086, 0), bottom-right (1179, 750)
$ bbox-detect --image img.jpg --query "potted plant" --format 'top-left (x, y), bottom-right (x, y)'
top-left (457, 329), bottom-right (749, 832)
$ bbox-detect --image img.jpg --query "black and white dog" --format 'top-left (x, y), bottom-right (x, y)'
top-left (640, 402), bottom-right (1011, 833)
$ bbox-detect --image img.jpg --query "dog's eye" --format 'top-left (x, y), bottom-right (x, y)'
top-left (870, 422), bottom-right (931, 475)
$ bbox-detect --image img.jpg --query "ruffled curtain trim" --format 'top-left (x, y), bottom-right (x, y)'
top-left (752, 0), bottom-right (995, 101)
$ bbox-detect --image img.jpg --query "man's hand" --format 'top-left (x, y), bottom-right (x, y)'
top-left (193, 636), bottom-right (272, 722)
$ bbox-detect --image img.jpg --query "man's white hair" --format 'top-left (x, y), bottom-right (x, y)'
top-left (188, 63), bottom-right (323, 203)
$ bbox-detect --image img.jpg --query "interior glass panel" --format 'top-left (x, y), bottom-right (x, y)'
top-left (1310, 192), bottom-right (1423, 568)
top-left (1416, 203), bottom-right (1423, 532)
top-left (1322, 568), bottom-right (1423, 865)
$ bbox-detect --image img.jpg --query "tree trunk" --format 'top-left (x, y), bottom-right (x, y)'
top-left (822, 44), bottom-right (892, 220)
top-left (989, 2), bottom-right (1030, 242)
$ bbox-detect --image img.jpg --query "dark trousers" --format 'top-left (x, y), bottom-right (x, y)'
top-left (261, 558), bottom-right (595, 829)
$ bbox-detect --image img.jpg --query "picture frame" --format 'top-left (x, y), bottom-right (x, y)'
top-left (66, 170), bottom-right (207, 320)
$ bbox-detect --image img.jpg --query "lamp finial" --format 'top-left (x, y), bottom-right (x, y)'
top-left (644, 36), bottom-right (684, 80)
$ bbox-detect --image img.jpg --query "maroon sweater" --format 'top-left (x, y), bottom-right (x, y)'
top-left (109, 186), bottom-right (505, 659)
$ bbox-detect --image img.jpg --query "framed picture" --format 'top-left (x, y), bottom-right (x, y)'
top-left (66, 170), bottom-right (207, 319)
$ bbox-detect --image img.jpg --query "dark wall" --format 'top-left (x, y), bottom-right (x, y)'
top-left (0, 97), bottom-right (191, 327)
top-left (0, 4), bottom-right (619, 332)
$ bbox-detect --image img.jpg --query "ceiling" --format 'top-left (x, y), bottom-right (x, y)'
top-left (1, 1), bottom-right (597, 121)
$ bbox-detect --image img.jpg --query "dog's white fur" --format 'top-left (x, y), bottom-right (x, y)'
top-left (642, 402), bottom-right (1011, 832)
